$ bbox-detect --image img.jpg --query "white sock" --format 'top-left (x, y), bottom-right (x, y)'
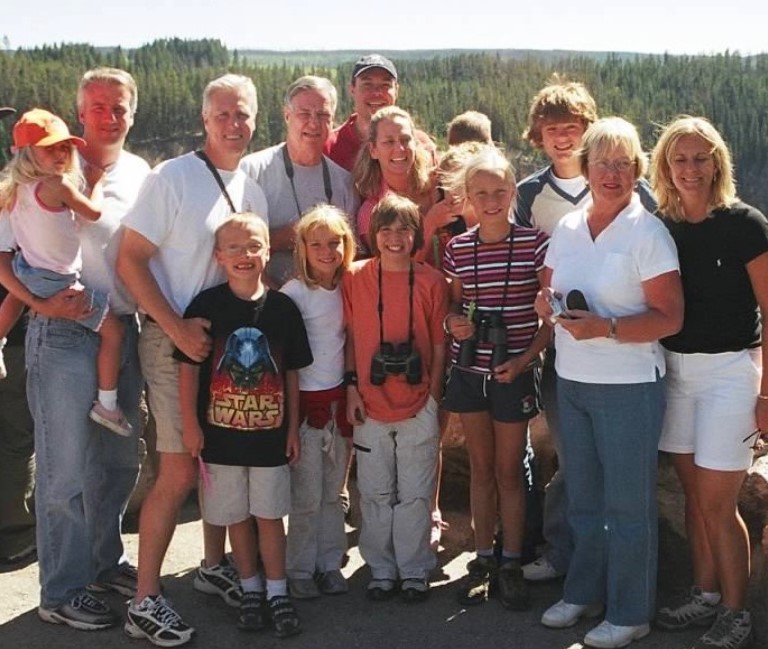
top-left (701, 590), bottom-right (722, 605)
top-left (241, 574), bottom-right (265, 593)
top-left (266, 578), bottom-right (287, 599)
top-left (98, 389), bottom-right (118, 411)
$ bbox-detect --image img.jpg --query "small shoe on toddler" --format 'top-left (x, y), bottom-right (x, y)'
top-left (89, 401), bottom-right (133, 437)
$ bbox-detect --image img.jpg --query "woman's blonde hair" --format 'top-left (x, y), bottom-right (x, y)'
top-left (0, 145), bottom-right (82, 211)
top-left (294, 204), bottom-right (357, 288)
top-left (353, 106), bottom-right (431, 200)
top-left (650, 115), bottom-right (737, 221)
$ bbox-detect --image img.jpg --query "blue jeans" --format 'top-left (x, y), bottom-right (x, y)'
top-left (26, 315), bottom-right (142, 608)
top-left (539, 347), bottom-right (572, 574)
top-left (558, 375), bottom-right (664, 626)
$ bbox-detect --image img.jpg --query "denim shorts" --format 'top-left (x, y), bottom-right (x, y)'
top-left (13, 253), bottom-right (108, 331)
top-left (442, 365), bottom-right (539, 422)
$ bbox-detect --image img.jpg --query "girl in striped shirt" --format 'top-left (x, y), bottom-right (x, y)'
top-left (442, 147), bottom-right (550, 611)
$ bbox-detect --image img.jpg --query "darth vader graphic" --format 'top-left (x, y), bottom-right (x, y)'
top-left (207, 327), bottom-right (284, 431)
top-left (217, 327), bottom-right (277, 388)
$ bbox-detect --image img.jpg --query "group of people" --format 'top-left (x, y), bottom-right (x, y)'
top-left (0, 54), bottom-right (765, 649)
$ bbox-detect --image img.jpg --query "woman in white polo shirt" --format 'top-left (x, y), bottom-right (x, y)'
top-left (535, 117), bottom-right (683, 649)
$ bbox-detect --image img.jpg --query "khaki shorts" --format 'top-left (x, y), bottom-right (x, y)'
top-left (138, 320), bottom-right (186, 454)
top-left (199, 463), bottom-right (291, 525)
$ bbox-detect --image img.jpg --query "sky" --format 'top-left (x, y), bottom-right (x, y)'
top-left (3, 0), bottom-right (767, 55)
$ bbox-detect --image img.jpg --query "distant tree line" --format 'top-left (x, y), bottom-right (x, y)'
top-left (2, 38), bottom-right (768, 211)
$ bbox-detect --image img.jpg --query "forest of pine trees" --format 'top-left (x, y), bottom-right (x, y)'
top-left (2, 38), bottom-right (768, 210)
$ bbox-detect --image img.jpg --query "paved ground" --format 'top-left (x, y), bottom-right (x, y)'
top-left (1, 476), bottom-right (734, 649)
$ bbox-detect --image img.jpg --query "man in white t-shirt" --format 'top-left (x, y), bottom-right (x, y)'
top-left (0, 68), bottom-right (150, 630)
top-left (118, 73), bottom-right (268, 646)
top-left (241, 75), bottom-right (357, 287)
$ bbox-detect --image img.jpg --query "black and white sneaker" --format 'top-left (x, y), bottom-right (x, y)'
top-left (38, 591), bottom-right (119, 631)
top-left (656, 586), bottom-right (719, 631)
top-left (124, 595), bottom-right (194, 647)
top-left (193, 558), bottom-right (242, 607)
top-left (88, 562), bottom-right (138, 597)
top-left (693, 607), bottom-right (753, 649)
top-left (237, 591), bottom-right (268, 632)
top-left (268, 595), bottom-right (302, 638)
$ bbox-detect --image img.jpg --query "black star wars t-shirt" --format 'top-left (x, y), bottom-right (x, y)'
top-left (175, 284), bottom-right (312, 466)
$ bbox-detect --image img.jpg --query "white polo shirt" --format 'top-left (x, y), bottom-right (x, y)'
top-left (545, 194), bottom-right (679, 384)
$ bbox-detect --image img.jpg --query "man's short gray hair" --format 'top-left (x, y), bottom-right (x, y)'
top-left (283, 75), bottom-right (337, 115)
top-left (202, 74), bottom-right (258, 116)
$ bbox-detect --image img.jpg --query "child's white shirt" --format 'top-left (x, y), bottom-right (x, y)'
top-left (280, 278), bottom-right (344, 391)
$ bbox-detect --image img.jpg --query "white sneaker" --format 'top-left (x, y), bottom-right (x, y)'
top-left (584, 620), bottom-right (650, 648)
top-left (522, 556), bottom-right (563, 581)
top-left (541, 599), bottom-right (603, 628)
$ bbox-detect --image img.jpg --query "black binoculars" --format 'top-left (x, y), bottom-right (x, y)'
top-left (370, 342), bottom-right (422, 385)
top-left (457, 310), bottom-right (508, 369)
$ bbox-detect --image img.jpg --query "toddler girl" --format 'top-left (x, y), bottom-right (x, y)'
top-left (0, 108), bottom-right (130, 435)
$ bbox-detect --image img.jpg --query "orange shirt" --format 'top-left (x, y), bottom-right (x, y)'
top-left (342, 258), bottom-right (448, 422)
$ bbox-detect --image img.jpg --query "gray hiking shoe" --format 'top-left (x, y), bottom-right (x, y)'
top-left (656, 586), bottom-right (719, 631)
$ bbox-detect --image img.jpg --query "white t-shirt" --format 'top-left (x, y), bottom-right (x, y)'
top-left (78, 150), bottom-right (150, 315)
top-left (123, 152), bottom-right (269, 314)
top-left (241, 144), bottom-right (358, 286)
top-left (280, 278), bottom-right (344, 391)
top-left (545, 194), bottom-right (680, 384)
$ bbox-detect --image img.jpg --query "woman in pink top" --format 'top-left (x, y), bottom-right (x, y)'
top-left (352, 107), bottom-right (434, 253)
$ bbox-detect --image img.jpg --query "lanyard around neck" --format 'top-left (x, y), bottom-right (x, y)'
top-left (281, 144), bottom-right (333, 217)
top-left (195, 150), bottom-right (237, 213)
top-left (472, 226), bottom-right (515, 309)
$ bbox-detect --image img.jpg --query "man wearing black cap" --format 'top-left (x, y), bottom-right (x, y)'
top-left (324, 54), bottom-right (436, 172)
top-left (0, 105), bottom-right (36, 568)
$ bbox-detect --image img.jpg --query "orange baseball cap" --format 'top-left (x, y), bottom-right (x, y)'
top-left (12, 108), bottom-right (86, 150)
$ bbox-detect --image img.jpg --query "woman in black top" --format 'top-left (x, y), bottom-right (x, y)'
top-left (651, 116), bottom-right (768, 649)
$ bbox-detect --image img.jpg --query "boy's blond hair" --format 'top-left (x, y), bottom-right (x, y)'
top-left (447, 111), bottom-right (493, 146)
top-left (523, 75), bottom-right (598, 148)
top-left (214, 212), bottom-right (270, 246)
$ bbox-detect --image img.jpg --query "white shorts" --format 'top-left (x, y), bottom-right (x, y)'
top-left (659, 349), bottom-right (760, 471)
top-left (199, 463), bottom-right (291, 525)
